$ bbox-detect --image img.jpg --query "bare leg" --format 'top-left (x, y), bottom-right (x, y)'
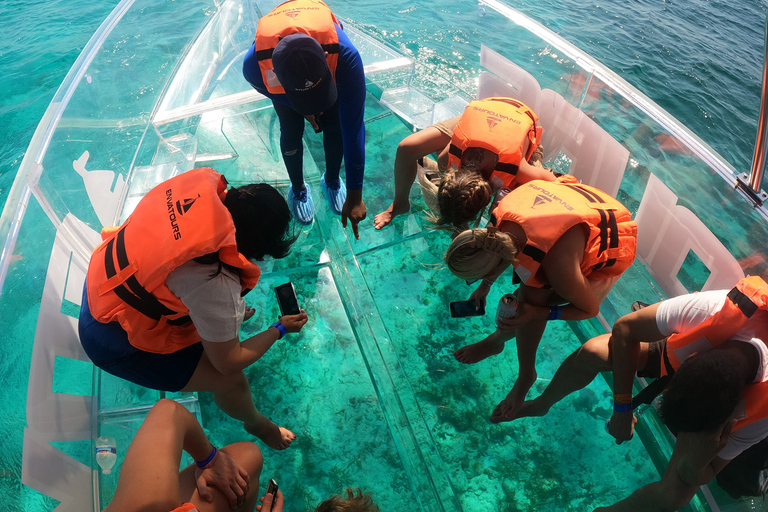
top-left (374, 127), bottom-right (450, 229)
top-left (180, 442), bottom-right (263, 512)
top-left (494, 333), bottom-right (613, 423)
top-left (454, 328), bottom-right (515, 364)
top-left (184, 353), bottom-right (295, 450)
top-left (489, 317), bottom-right (547, 421)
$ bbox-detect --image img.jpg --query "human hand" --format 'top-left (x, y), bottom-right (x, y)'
top-left (341, 192), bottom-right (366, 240)
top-left (279, 310), bottom-right (308, 333)
top-left (496, 301), bottom-right (542, 331)
top-left (257, 489), bottom-right (285, 512)
top-left (469, 282), bottom-right (491, 309)
top-left (304, 114), bottom-right (322, 133)
top-left (195, 449), bottom-right (250, 509)
top-left (607, 411), bottom-right (637, 445)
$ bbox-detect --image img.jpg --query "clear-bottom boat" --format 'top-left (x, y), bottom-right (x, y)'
top-left (4, 0), bottom-right (768, 511)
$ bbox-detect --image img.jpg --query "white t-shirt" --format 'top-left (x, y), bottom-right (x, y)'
top-left (165, 260), bottom-right (245, 343)
top-left (655, 289), bottom-right (768, 460)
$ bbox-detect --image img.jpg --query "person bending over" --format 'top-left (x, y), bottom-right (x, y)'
top-left (443, 177), bottom-right (637, 421)
top-left (374, 96), bottom-right (555, 229)
top-left (80, 168), bottom-right (307, 450)
top-left (504, 276), bottom-right (768, 511)
top-left (243, 0), bottom-right (367, 236)
top-left (104, 398), bottom-right (261, 512)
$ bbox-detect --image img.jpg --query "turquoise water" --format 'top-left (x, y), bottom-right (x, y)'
top-left (2, 0), bottom-right (767, 204)
top-left (3, 1), bottom-right (768, 511)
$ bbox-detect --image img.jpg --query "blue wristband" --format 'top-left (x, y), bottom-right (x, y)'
top-left (548, 306), bottom-right (563, 321)
top-left (613, 402), bottom-right (633, 413)
top-left (196, 446), bottom-right (217, 468)
top-left (271, 321), bottom-right (287, 339)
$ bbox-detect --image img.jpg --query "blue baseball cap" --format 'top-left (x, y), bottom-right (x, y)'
top-left (272, 33), bottom-right (337, 115)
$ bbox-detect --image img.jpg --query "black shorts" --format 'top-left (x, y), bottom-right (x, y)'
top-left (78, 284), bottom-right (204, 392)
top-left (637, 339), bottom-right (667, 379)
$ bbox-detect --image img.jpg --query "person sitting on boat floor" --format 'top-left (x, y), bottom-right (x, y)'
top-left (105, 399), bottom-right (381, 512)
top-left (374, 96), bottom-right (555, 230)
top-left (243, 0), bottom-right (367, 237)
top-left (503, 276), bottom-right (768, 511)
top-left (104, 398), bottom-right (261, 512)
top-left (79, 168), bottom-right (307, 451)
top-left (443, 176), bottom-right (637, 421)
top-left (259, 487), bottom-right (380, 512)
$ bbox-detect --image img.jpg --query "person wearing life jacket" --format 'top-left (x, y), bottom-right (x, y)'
top-left (242, 0), bottom-right (367, 236)
top-left (443, 177), bottom-right (637, 421)
top-left (103, 399), bottom-right (261, 512)
top-left (374, 96), bottom-right (556, 230)
top-left (503, 276), bottom-right (768, 511)
top-left (79, 168), bottom-right (308, 450)
top-left (105, 400), bottom-right (381, 512)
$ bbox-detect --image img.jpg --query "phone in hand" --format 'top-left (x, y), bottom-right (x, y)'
top-left (275, 282), bottom-right (301, 316)
top-left (265, 478), bottom-right (279, 512)
top-left (449, 299), bottom-right (485, 318)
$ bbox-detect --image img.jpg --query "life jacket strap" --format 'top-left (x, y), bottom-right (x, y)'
top-left (102, 227), bottom-right (190, 325)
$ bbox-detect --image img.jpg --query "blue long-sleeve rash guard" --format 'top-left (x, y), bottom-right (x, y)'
top-left (242, 23), bottom-right (366, 191)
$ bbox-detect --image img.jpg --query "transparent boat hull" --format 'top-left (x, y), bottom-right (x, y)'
top-left (3, 0), bottom-right (767, 511)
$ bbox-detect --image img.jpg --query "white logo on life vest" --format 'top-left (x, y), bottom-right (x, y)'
top-left (532, 195), bottom-right (552, 208)
top-left (528, 183), bottom-right (575, 211)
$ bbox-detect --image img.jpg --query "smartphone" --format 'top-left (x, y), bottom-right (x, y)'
top-left (449, 299), bottom-right (485, 318)
top-left (275, 282), bottom-right (301, 316)
top-left (265, 478), bottom-right (279, 512)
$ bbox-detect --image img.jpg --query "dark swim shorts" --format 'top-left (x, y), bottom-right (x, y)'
top-left (637, 339), bottom-right (667, 379)
top-left (78, 284), bottom-right (204, 392)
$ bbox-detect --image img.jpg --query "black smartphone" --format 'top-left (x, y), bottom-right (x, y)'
top-left (449, 300), bottom-right (485, 318)
top-left (265, 478), bottom-right (278, 512)
top-left (275, 282), bottom-right (301, 316)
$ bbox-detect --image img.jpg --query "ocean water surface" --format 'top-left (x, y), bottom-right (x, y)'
top-left (2, 0), bottom-right (768, 511)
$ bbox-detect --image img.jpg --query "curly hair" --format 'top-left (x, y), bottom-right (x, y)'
top-left (435, 167), bottom-right (493, 227)
top-left (223, 183), bottom-right (298, 261)
top-left (659, 347), bottom-right (745, 434)
top-left (444, 227), bottom-right (519, 280)
top-left (313, 488), bottom-right (380, 512)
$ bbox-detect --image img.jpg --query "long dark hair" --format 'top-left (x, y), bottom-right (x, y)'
top-left (223, 183), bottom-right (298, 260)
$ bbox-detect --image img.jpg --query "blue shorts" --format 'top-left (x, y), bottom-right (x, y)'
top-left (78, 284), bottom-right (204, 392)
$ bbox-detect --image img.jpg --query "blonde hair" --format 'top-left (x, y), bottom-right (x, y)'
top-left (444, 228), bottom-right (519, 280)
top-left (435, 168), bottom-right (493, 227)
top-left (313, 488), bottom-right (380, 512)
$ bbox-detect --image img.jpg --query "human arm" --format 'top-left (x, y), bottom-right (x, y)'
top-left (495, 225), bottom-right (600, 332)
top-left (607, 304), bottom-right (664, 443)
top-left (374, 126), bottom-right (451, 229)
top-left (594, 423), bottom-right (733, 512)
top-left (202, 311), bottom-right (308, 374)
top-left (516, 159), bottom-right (556, 184)
top-left (105, 399), bottom-right (249, 512)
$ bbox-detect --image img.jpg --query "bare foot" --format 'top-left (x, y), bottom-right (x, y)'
top-left (454, 337), bottom-right (505, 364)
top-left (490, 397), bottom-right (549, 424)
top-left (373, 201), bottom-right (410, 229)
top-left (488, 377), bottom-right (536, 422)
top-left (244, 421), bottom-right (296, 450)
top-left (244, 307), bottom-right (255, 321)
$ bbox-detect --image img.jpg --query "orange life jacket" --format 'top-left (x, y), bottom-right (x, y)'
top-left (254, 0), bottom-right (340, 95)
top-left (492, 178), bottom-right (637, 288)
top-left (86, 168), bottom-right (261, 354)
top-left (660, 276), bottom-right (768, 431)
top-left (170, 504), bottom-right (197, 512)
top-left (448, 97), bottom-right (543, 189)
